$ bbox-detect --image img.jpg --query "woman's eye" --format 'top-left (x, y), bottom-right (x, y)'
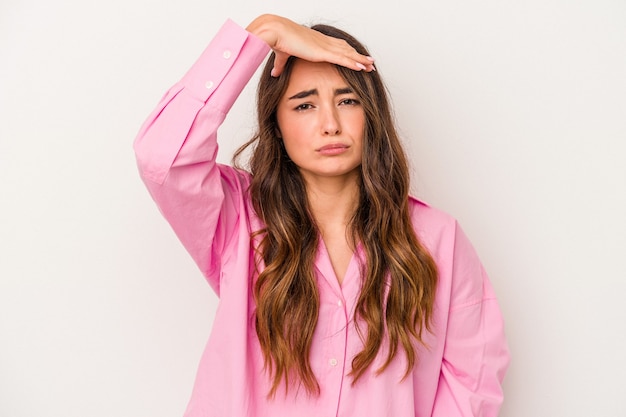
top-left (295, 103), bottom-right (313, 111)
top-left (340, 98), bottom-right (360, 106)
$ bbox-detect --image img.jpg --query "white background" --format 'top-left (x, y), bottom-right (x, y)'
top-left (1, 1), bottom-right (625, 416)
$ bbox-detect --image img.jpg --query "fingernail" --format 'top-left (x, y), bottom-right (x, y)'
top-left (270, 67), bottom-right (278, 77)
top-left (371, 64), bottom-right (377, 72)
top-left (356, 62), bottom-right (367, 71)
top-left (366, 56), bottom-right (375, 62)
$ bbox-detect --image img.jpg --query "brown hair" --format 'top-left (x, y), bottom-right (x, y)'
top-left (234, 23), bottom-right (438, 397)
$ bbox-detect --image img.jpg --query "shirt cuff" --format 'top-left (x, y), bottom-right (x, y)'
top-left (181, 19), bottom-right (271, 107)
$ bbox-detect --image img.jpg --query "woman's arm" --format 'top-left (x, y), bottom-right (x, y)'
top-left (133, 15), bottom-right (374, 293)
top-left (133, 19), bottom-right (270, 293)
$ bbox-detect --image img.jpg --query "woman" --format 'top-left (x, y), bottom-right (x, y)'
top-left (134, 14), bottom-right (509, 417)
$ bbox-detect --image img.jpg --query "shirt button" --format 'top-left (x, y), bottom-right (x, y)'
top-left (205, 81), bottom-right (214, 90)
top-left (337, 300), bottom-right (343, 307)
top-left (223, 50), bottom-right (232, 59)
top-left (329, 358), bottom-right (338, 367)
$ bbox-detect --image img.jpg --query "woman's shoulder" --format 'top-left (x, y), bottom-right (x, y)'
top-left (407, 195), bottom-right (461, 248)
top-left (408, 196), bottom-right (456, 227)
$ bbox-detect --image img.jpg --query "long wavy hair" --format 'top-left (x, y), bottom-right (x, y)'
top-left (233, 23), bottom-right (438, 397)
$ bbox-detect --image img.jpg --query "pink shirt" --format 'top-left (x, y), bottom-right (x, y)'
top-left (134, 19), bottom-right (509, 417)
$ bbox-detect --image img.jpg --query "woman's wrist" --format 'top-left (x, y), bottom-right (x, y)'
top-left (246, 14), bottom-right (282, 48)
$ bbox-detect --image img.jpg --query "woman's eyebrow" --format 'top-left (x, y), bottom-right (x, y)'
top-left (288, 89), bottom-right (317, 100)
top-left (288, 87), bottom-right (354, 100)
top-left (335, 87), bottom-right (354, 96)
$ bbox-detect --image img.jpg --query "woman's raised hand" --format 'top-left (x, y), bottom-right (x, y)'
top-left (246, 14), bottom-right (375, 77)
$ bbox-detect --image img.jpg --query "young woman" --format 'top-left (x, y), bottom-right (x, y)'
top-left (134, 14), bottom-right (509, 417)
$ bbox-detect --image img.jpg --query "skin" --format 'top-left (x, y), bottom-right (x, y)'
top-left (276, 59), bottom-right (365, 185)
top-left (246, 14), bottom-right (375, 76)
top-left (247, 14), bottom-right (375, 284)
top-left (276, 59), bottom-right (366, 282)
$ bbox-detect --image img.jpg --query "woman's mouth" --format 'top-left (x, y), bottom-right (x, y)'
top-left (317, 143), bottom-right (349, 156)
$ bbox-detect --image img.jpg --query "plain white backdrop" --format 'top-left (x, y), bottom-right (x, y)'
top-left (1, 0), bottom-right (625, 416)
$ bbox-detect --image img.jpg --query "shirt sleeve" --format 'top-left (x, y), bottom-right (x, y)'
top-left (133, 19), bottom-right (270, 294)
top-left (431, 223), bottom-right (510, 416)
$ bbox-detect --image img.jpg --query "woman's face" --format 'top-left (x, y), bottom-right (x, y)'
top-left (276, 59), bottom-right (365, 183)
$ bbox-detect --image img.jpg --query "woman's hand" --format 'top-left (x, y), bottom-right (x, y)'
top-left (246, 14), bottom-right (375, 77)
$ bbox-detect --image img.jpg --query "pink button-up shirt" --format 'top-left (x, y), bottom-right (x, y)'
top-left (134, 19), bottom-right (509, 417)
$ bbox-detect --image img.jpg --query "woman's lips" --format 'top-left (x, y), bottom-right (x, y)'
top-left (317, 143), bottom-right (350, 156)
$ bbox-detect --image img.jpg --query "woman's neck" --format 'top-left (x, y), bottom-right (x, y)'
top-left (303, 171), bottom-right (360, 284)
top-left (304, 170), bottom-right (360, 229)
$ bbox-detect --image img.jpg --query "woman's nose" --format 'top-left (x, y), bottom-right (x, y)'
top-left (321, 107), bottom-right (341, 136)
